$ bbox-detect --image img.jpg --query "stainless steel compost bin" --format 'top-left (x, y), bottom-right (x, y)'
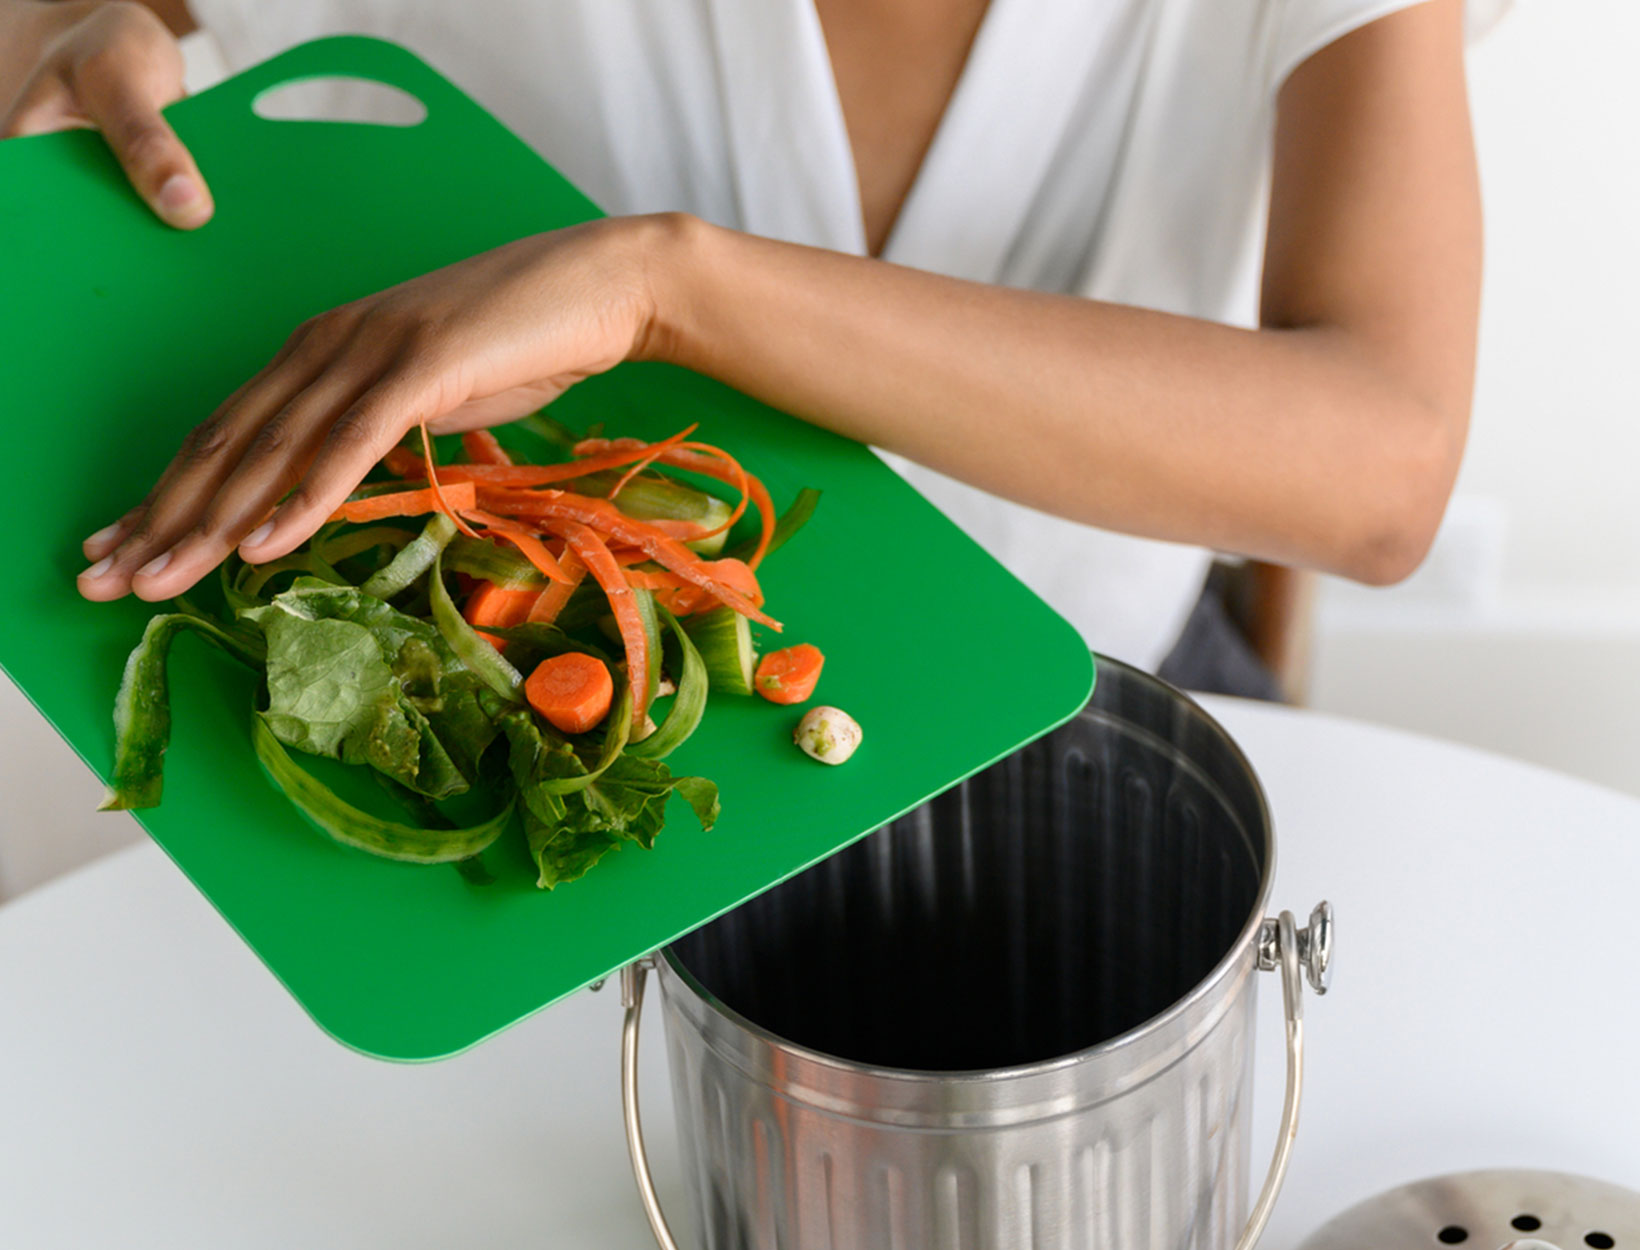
top-left (619, 657), bottom-right (1333, 1250)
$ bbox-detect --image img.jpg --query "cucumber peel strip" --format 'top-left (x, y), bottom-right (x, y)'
top-left (361, 513), bottom-right (457, 599)
top-left (565, 680), bottom-right (636, 790)
top-left (627, 607), bottom-right (708, 760)
top-left (726, 487), bottom-right (820, 564)
top-left (253, 716), bottom-right (512, 863)
top-left (443, 535), bottom-right (547, 589)
top-left (516, 411), bottom-right (580, 450)
top-left (632, 588), bottom-right (663, 712)
top-left (682, 607), bottom-right (755, 696)
top-left (428, 549), bottom-right (524, 703)
top-left (238, 550), bottom-right (347, 600)
top-left (170, 594), bottom-right (267, 669)
top-left (101, 613), bottom-right (264, 810)
top-left (315, 525), bottom-right (414, 565)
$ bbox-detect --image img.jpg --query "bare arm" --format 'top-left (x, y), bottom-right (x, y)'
top-left (644, 0), bottom-right (1481, 583)
top-left (81, 0), bottom-right (1481, 603)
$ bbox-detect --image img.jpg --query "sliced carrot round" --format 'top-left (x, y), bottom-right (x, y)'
top-left (526, 653), bottom-right (615, 734)
top-left (754, 643), bottom-right (825, 705)
top-left (537, 518), bottom-right (655, 734)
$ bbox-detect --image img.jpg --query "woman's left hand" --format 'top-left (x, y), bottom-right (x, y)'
top-left (77, 215), bottom-right (673, 603)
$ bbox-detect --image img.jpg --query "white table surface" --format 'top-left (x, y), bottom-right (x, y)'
top-left (3, 697), bottom-right (1638, 1249)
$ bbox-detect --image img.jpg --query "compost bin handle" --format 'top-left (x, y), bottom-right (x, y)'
top-left (1236, 901), bottom-right (1334, 1250)
top-left (620, 901), bottom-right (1333, 1250)
top-left (621, 959), bottom-right (683, 1250)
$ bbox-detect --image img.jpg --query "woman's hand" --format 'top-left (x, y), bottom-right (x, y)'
top-left (0, 1), bottom-right (211, 228)
top-left (78, 216), bottom-right (671, 603)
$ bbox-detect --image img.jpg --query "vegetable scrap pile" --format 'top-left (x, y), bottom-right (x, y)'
top-left (102, 417), bottom-right (831, 888)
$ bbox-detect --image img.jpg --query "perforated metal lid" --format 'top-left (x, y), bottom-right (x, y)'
top-left (1298, 1171), bottom-right (1638, 1250)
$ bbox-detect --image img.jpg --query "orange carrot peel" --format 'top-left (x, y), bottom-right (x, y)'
top-left (528, 548), bottom-right (587, 625)
top-left (461, 429), bottom-right (514, 466)
top-left (388, 424), bottom-right (700, 490)
top-left (540, 519), bottom-right (653, 734)
top-left (576, 438), bottom-right (772, 563)
top-left (419, 422), bottom-right (482, 539)
top-left (476, 488), bottom-right (780, 631)
top-left (458, 509), bottom-right (575, 585)
top-left (331, 480), bottom-right (477, 524)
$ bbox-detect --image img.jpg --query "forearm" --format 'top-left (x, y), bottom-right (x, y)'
top-left (641, 217), bottom-right (1464, 584)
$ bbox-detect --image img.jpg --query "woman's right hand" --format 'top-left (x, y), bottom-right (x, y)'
top-left (0, 1), bottom-right (211, 228)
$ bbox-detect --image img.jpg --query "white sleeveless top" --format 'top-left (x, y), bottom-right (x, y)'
top-left (188, 0), bottom-right (1504, 669)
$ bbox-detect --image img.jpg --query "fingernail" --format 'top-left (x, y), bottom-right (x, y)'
top-left (242, 521), bottom-right (276, 550)
top-left (85, 522), bottom-right (125, 547)
top-left (157, 174), bottom-right (199, 213)
top-left (80, 557), bottom-right (114, 581)
top-left (138, 550), bottom-right (172, 578)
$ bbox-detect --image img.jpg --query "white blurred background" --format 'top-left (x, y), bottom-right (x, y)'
top-left (2, 0), bottom-right (1635, 901)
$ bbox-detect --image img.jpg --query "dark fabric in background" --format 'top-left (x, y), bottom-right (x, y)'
top-left (1157, 571), bottom-right (1285, 703)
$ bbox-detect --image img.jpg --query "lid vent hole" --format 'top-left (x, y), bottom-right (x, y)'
top-left (1438, 1227), bottom-right (1470, 1244)
top-left (1514, 1217), bottom-right (1544, 1233)
top-left (1585, 1234), bottom-right (1615, 1249)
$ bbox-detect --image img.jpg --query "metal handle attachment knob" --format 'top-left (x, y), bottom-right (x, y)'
top-left (1260, 899), bottom-right (1334, 995)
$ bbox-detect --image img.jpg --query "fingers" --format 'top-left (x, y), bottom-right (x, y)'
top-left (79, 321), bottom-right (429, 604)
top-left (77, 341), bottom-right (331, 602)
top-left (236, 374), bottom-right (430, 564)
top-left (81, 507), bottom-right (143, 563)
top-left (125, 371), bottom-right (386, 601)
top-left (74, 65), bottom-right (212, 229)
top-left (80, 371), bottom-right (271, 564)
top-left (78, 317), bottom-right (336, 565)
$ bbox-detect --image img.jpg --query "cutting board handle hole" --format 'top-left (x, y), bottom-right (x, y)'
top-left (251, 77), bottom-right (428, 127)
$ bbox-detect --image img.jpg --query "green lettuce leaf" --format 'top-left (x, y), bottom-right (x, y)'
top-left (529, 824), bottom-right (623, 890)
top-left (499, 705), bottom-right (718, 888)
top-left (241, 578), bottom-right (497, 799)
top-left (574, 754), bottom-right (719, 850)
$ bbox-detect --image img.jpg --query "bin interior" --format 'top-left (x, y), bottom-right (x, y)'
top-left (670, 667), bottom-right (1269, 1071)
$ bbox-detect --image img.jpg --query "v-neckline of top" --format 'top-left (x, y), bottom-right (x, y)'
top-left (809, 0), bottom-right (1006, 261)
top-left (704, 0), bottom-right (1141, 277)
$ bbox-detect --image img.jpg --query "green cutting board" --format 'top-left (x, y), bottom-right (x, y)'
top-left (0, 36), bottom-right (1093, 1060)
